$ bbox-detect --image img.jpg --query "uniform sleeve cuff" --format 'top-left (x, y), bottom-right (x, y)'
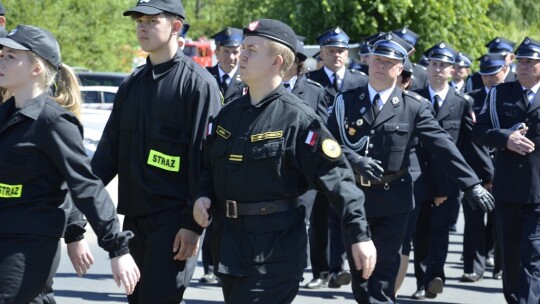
top-left (109, 247), bottom-right (130, 259)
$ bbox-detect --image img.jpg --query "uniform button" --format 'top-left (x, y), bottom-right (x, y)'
top-left (525, 118), bottom-right (530, 123)
top-left (518, 164), bottom-right (523, 168)
top-left (396, 126), bottom-right (400, 130)
top-left (369, 144), bottom-right (373, 148)
top-left (370, 130), bottom-right (375, 134)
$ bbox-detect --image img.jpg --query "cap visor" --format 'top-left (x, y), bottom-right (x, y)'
top-left (123, 6), bottom-right (163, 16)
top-left (0, 37), bottom-right (30, 51)
top-left (371, 50), bottom-right (404, 61)
top-left (479, 66), bottom-right (503, 75)
top-left (323, 43), bottom-right (348, 48)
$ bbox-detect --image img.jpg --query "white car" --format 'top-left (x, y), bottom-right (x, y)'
top-left (80, 86), bottom-right (117, 110)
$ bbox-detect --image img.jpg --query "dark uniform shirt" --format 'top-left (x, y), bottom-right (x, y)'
top-left (92, 50), bottom-right (222, 232)
top-left (0, 94), bottom-right (129, 257)
top-left (195, 86), bottom-right (370, 278)
top-left (473, 81), bottom-right (540, 204)
top-left (328, 85), bottom-right (480, 217)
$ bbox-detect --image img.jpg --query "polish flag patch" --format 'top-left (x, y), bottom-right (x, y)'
top-left (305, 130), bottom-right (319, 146)
top-left (248, 21), bottom-right (259, 31)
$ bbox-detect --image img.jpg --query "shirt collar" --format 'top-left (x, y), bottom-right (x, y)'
top-left (283, 75), bottom-right (298, 90)
top-left (522, 81), bottom-right (540, 95)
top-left (323, 66), bottom-right (346, 81)
top-left (428, 84), bottom-right (450, 102)
top-left (367, 83), bottom-right (395, 105)
top-left (218, 65), bottom-right (237, 80)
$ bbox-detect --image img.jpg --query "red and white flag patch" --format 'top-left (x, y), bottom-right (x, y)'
top-left (305, 130), bottom-right (319, 146)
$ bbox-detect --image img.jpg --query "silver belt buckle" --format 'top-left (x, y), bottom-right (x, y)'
top-left (360, 175), bottom-right (371, 187)
top-left (226, 200), bottom-right (238, 218)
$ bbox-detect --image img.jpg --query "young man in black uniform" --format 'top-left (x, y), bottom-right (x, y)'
top-left (327, 32), bottom-right (495, 303)
top-left (450, 52), bottom-right (472, 93)
top-left (192, 18), bottom-right (376, 304)
top-left (207, 27), bottom-right (247, 104)
top-left (305, 26), bottom-right (368, 289)
top-left (412, 42), bottom-right (493, 298)
top-left (91, 0), bottom-right (222, 302)
top-left (473, 37), bottom-right (540, 304)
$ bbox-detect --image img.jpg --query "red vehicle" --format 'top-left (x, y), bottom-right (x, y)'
top-left (182, 39), bottom-right (214, 67)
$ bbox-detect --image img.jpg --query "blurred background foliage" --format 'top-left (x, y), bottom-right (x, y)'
top-left (3, 0), bottom-right (539, 72)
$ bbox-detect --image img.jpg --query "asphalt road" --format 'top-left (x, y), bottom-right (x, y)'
top-left (55, 109), bottom-right (506, 303)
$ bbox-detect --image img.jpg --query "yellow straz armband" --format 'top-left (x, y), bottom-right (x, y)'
top-left (147, 150), bottom-right (180, 172)
top-left (0, 183), bottom-right (23, 198)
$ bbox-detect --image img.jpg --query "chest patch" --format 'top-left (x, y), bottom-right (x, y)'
top-left (0, 183), bottom-right (23, 198)
top-left (251, 131), bottom-right (283, 142)
top-left (147, 149), bottom-right (180, 172)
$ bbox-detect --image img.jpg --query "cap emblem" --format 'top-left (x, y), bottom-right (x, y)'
top-left (139, 0), bottom-right (150, 3)
top-left (524, 38), bottom-right (530, 45)
top-left (401, 28), bottom-right (407, 34)
top-left (247, 21), bottom-right (259, 31)
top-left (335, 28), bottom-right (341, 34)
top-left (439, 42), bottom-right (445, 49)
top-left (495, 38), bottom-right (500, 43)
top-left (226, 29), bottom-right (232, 36)
top-left (385, 33), bottom-right (392, 41)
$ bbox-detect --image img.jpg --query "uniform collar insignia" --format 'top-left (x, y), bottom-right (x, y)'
top-left (360, 93), bottom-right (365, 100)
top-left (391, 97), bottom-right (399, 105)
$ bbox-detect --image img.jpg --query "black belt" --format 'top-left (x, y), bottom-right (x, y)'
top-left (355, 169), bottom-right (407, 187)
top-left (221, 198), bottom-right (298, 218)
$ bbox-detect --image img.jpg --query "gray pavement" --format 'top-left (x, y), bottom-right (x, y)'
top-left (51, 178), bottom-right (506, 304)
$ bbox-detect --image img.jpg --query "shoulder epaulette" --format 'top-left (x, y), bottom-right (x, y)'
top-left (350, 69), bottom-right (367, 76)
top-left (305, 78), bottom-right (324, 88)
top-left (403, 90), bottom-right (424, 102)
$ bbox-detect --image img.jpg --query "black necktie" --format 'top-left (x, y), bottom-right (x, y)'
top-left (433, 95), bottom-right (441, 114)
top-left (283, 82), bottom-right (290, 90)
top-left (333, 73), bottom-right (340, 91)
top-left (524, 89), bottom-right (533, 105)
top-left (372, 93), bottom-right (381, 117)
top-left (220, 74), bottom-right (229, 94)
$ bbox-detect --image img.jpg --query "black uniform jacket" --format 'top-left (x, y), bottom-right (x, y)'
top-left (465, 70), bottom-right (517, 93)
top-left (473, 81), bottom-right (540, 204)
top-left (328, 85), bottom-right (480, 217)
top-left (415, 86), bottom-right (487, 197)
top-left (92, 50), bottom-right (222, 233)
top-left (306, 67), bottom-right (368, 105)
top-left (206, 64), bottom-right (247, 104)
top-left (291, 76), bottom-right (330, 123)
top-left (0, 94), bottom-right (130, 257)
top-left (195, 86), bottom-right (370, 278)
top-left (410, 63), bottom-right (428, 91)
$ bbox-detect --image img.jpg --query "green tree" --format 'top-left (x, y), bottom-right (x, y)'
top-left (3, 0), bottom-right (136, 72)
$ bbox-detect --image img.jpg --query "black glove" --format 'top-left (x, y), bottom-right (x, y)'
top-left (463, 184), bottom-right (495, 212)
top-left (351, 156), bottom-right (384, 182)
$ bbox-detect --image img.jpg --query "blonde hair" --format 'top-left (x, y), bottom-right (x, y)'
top-left (267, 40), bottom-right (295, 77)
top-left (32, 53), bottom-right (81, 119)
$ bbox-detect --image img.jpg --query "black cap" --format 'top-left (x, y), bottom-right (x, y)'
top-left (515, 37), bottom-right (540, 60)
top-left (211, 27), bottom-right (243, 47)
top-left (180, 22), bottom-right (189, 38)
top-left (296, 36), bottom-right (307, 61)
top-left (0, 25), bottom-right (61, 69)
top-left (455, 52), bottom-right (472, 67)
top-left (243, 19), bottom-right (296, 54)
top-left (369, 32), bottom-right (412, 61)
top-left (485, 37), bottom-right (515, 54)
top-left (0, 1), bottom-right (5, 16)
top-left (392, 27), bottom-right (419, 46)
top-left (478, 53), bottom-right (506, 75)
top-left (123, 0), bottom-right (185, 19)
top-left (316, 26), bottom-right (349, 48)
top-left (427, 41), bottom-right (457, 64)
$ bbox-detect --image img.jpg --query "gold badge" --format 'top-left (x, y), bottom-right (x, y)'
top-left (348, 127), bottom-right (356, 136)
top-left (321, 139), bottom-right (342, 158)
top-left (356, 119), bottom-right (363, 126)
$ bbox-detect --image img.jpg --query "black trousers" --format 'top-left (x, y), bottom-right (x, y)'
top-left (462, 196), bottom-right (487, 275)
top-left (347, 212), bottom-right (409, 303)
top-left (220, 273), bottom-right (299, 304)
top-left (496, 202), bottom-right (540, 304)
top-left (0, 235), bottom-right (60, 304)
top-left (124, 206), bottom-right (198, 304)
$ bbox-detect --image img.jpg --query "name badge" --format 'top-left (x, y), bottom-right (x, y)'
top-left (147, 149), bottom-right (180, 172)
top-left (0, 183), bottom-right (23, 198)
